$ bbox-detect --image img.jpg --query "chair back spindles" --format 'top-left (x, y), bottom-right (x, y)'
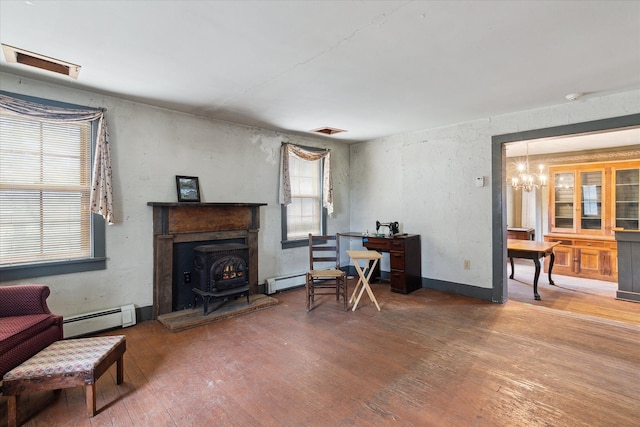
top-left (306, 234), bottom-right (347, 311)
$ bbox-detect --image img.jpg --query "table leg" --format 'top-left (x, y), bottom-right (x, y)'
top-left (353, 277), bottom-right (368, 311)
top-left (117, 355), bottom-right (124, 384)
top-left (351, 260), bottom-right (381, 311)
top-left (509, 257), bottom-right (515, 279)
top-left (363, 259), bottom-right (381, 311)
top-left (86, 384), bottom-right (97, 417)
top-left (350, 262), bottom-right (365, 309)
top-left (547, 252), bottom-right (556, 286)
top-left (7, 395), bottom-right (18, 427)
top-left (350, 259), bottom-right (375, 304)
top-left (533, 257), bottom-right (541, 301)
top-left (349, 274), bottom-right (363, 304)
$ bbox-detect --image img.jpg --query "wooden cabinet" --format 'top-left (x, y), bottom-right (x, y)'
top-left (507, 227), bottom-right (535, 240)
top-left (362, 234), bottom-right (422, 294)
top-left (550, 167), bottom-right (606, 234)
top-left (545, 160), bottom-right (639, 282)
top-left (613, 167), bottom-right (640, 230)
top-left (544, 235), bottom-right (617, 281)
top-left (544, 238), bottom-right (573, 276)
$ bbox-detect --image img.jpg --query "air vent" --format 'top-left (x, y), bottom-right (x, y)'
top-left (311, 126), bottom-right (347, 135)
top-left (1, 44), bottom-right (81, 79)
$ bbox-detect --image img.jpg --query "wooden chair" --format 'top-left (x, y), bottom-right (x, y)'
top-left (306, 234), bottom-right (348, 311)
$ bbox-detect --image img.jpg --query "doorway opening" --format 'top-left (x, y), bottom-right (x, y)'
top-left (491, 114), bottom-right (640, 309)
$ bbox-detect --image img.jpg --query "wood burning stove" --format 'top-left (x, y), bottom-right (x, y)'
top-left (192, 243), bottom-right (250, 315)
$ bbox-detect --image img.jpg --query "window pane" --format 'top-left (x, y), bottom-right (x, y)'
top-left (0, 111), bottom-right (91, 266)
top-left (282, 151), bottom-right (325, 244)
top-left (287, 196), bottom-right (321, 239)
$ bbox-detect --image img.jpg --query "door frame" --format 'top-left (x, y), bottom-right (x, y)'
top-left (490, 114), bottom-right (640, 303)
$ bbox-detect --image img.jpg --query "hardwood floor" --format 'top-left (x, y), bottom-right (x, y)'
top-left (507, 260), bottom-right (639, 325)
top-left (2, 280), bottom-right (639, 426)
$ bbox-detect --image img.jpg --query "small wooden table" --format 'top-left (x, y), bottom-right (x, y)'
top-left (3, 335), bottom-right (126, 427)
top-left (508, 239), bottom-right (560, 300)
top-left (347, 250), bottom-right (383, 311)
top-left (507, 227), bottom-right (535, 241)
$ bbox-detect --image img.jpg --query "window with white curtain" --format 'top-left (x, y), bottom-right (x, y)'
top-left (286, 154), bottom-right (322, 239)
top-left (0, 96), bottom-right (105, 279)
top-left (281, 152), bottom-right (327, 249)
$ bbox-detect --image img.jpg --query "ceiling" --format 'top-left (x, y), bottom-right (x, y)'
top-left (505, 127), bottom-right (640, 158)
top-left (0, 1), bottom-right (639, 145)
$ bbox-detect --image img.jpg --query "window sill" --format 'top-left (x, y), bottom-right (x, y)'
top-left (281, 239), bottom-right (309, 250)
top-left (0, 257), bottom-right (106, 281)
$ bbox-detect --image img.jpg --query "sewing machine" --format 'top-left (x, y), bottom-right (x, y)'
top-left (376, 220), bottom-right (399, 237)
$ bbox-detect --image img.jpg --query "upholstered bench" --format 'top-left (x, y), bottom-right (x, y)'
top-left (2, 335), bottom-right (126, 427)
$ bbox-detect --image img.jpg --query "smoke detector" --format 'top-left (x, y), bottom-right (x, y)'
top-left (565, 92), bottom-right (584, 102)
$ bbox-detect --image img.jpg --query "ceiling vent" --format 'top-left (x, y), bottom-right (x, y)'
top-left (311, 126), bottom-right (346, 136)
top-left (1, 44), bottom-right (81, 79)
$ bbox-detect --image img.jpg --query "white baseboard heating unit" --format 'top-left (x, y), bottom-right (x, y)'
top-left (265, 273), bottom-right (307, 294)
top-left (63, 304), bottom-right (136, 338)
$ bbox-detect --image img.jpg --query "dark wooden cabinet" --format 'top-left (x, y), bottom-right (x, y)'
top-left (507, 227), bottom-right (535, 240)
top-left (362, 234), bottom-right (422, 294)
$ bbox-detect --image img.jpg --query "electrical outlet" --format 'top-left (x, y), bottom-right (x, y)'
top-left (183, 271), bottom-right (191, 283)
top-left (464, 260), bottom-right (471, 270)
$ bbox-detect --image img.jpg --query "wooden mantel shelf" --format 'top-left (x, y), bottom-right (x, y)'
top-left (147, 202), bottom-right (267, 207)
top-left (147, 202), bottom-right (267, 318)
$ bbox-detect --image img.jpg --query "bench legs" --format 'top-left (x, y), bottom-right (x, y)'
top-left (86, 384), bottom-right (97, 417)
top-left (8, 395), bottom-right (18, 427)
top-left (86, 354), bottom-right (124, 417)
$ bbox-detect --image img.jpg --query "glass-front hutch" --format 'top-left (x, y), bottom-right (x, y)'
top-left (545, 160), bottom-right (640, 282)
top-left (614, 168), bottom-right (640, 230)
top-left (550, 168), bottom-right (606, 235)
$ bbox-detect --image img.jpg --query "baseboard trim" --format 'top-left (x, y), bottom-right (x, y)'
top-left (422, 278), bottom-right (495, 302)
top-left (344, 266), bottom-right (495, 303)
top-left (137, 305), bottom-right (153, 322)
top-left (616, 290), bottom-right (640, 303)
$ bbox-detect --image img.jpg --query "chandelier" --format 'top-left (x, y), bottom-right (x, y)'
top-left (510, 143), bottom-right (547, 192)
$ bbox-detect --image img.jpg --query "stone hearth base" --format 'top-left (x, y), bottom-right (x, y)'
top-left (157, 294), bottom-right (278, 332)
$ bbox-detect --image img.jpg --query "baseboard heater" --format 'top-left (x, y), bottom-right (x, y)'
top-left (265, 273), bottom-right (307, 294)
top-left (63, 304), bottom-right (136, 338)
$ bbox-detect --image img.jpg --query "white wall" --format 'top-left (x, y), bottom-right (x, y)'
top-left (0, 72), bottom-right (350, 316)
top-left (2, 71), bottom-right (638, 311)
top-left (350, 89), bottom-right (640, 289)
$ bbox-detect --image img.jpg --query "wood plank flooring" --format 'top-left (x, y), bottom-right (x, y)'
top-left (508, 261), bottom-right (639, 325)
top-left (1, 280), bottom-right (639, 426)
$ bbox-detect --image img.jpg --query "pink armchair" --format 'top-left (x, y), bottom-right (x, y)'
top-left (0, 285), bottom-right (63, 378)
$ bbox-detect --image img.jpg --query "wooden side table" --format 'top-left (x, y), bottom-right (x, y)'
top-left (347, 250), bottom-right (383, 311)
top-left (507, 239), bottom-right (559, 300)
top-left (3, 335), bottom-right (126, 426)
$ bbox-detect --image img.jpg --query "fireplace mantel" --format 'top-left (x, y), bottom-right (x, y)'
top-left (147, 202), bottom-right (267, 318)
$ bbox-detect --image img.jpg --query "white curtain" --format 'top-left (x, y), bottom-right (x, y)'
top-left (0, 94), bottom-right (115, 224)
top-left (279, 143), bottom-right (334, 217)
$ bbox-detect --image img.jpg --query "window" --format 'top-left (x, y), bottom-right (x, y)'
top-left (0, 95), bottom-right (105, 280)
top-left (281, 152), bottom-right (328, 249)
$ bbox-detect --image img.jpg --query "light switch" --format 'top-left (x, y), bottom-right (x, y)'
top-left (475, 176), bottom-right (485, 187)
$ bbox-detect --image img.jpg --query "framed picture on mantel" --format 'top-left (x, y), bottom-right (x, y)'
top-left (176, 175), bottom-right (200, 202)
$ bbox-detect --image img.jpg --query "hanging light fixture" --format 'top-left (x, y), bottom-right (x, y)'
top-left (510, 142), bottom-right (547, 192)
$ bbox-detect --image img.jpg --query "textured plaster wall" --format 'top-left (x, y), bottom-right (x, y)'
top-left (350, 89), bottom-right (640, 289)
top-left (0, 72), bottom-right (350, 316)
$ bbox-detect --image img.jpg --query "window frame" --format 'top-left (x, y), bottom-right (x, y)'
top-left (0, 92), bottom-right (106, 281)
top-left (281, 146), bottom-right (327, 249)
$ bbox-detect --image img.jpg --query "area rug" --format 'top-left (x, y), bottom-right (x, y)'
top-left (157, 294), bottom-right (279, 332)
